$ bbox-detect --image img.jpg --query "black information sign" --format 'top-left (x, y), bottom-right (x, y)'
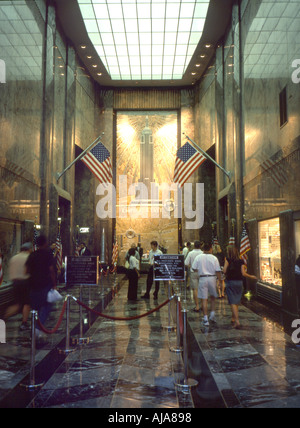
top-left (154, 254), bottom-right (185, 282)
top-left (66, 256), bottom-right (99, 285)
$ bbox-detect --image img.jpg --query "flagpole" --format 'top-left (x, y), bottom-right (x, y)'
top-left (183, 132), bottom-right (232, 180)
top-left (56, 134), bottom-right (104, 183)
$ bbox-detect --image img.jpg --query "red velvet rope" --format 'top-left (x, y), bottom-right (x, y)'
top-left (36, 294), bottom-right (175, 334)
top-left (74, 296), bottom-right (173, 321)
top-left (37, 300), bottom-right (68, 335)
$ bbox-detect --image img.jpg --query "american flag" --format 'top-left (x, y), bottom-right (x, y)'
top-left (55, 231), bottom-right (63, 274)
top-left (229, 236), bottom-right (236, 246)
top-left (240, 225), bottom-right (251, 265)
top-left (81, 142), bottom-right (113, 184)
top-left (112, 240), bottom-right (119, 265)
top-left (0, 253), bottom-right (3, 286)
top-left (212, 236), bottom-right (220, 246)
top-left (173, 142), bottom-right (206, 188)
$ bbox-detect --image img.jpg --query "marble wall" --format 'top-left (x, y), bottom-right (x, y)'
top-left (242, 0), bottom-right (300, 221)
top-left (0, 0), bottom-right (44, 280)
top-left (0, 0), bottom-right (103, 281)
top-left (193, 0), bottom-right (300, 313)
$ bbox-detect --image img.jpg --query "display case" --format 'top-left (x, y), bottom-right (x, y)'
top-left (259, 218), bottom-right (282, 287)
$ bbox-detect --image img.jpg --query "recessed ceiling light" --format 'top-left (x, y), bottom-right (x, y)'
top-left (80, 45), bottom-right (87, 49)
top-left (92, 64), bottom-right (98, 68)
top-left (97, 73), bottom-right (102, 76)
top-left (87, 55), bottom-right (92, 59)
top-left (195, 64), bottom-right (201, 67)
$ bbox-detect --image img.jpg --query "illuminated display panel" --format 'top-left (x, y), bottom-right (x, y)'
top-left (259, 218), bottom-right (282, 287)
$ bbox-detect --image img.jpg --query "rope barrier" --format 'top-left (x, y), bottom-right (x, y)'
top-left (37, 299), bottom-right (68, 335)
top-left (72, 295), bottom-right (175, 322)
top-left (36, 294), bottom-right (176, 333)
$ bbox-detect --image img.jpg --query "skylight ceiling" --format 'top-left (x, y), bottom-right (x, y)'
top-left (77, 0), bottom-right (210, 81)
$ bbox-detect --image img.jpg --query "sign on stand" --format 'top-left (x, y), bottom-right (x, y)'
top-left (65, 256), bottom-right (99, 285)
top-left (153, 254), bottom-right (185, 282)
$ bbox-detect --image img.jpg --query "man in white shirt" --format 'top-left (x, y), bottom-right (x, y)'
top-left (185, 241), bottom-right (203, 312)
top-left (142, 241), bottom-right (163, 300)
top-left (182, 242), bottom-right (192, 260)
top-left (192, 242), bottom-right (222, 326)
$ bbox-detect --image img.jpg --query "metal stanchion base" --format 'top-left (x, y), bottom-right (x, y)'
top-left (57, 347), bottom-right (75, 355)
top-left (175, 377), bottom-right (198, 391)
top-left (20, 381), bottom-right (45, 391)
top-left (163, 325), bottom-right (176, 332)
top-left (170, 345), bottom-right (183, 353)
top-left (72, 337), bottom-right (90, 346)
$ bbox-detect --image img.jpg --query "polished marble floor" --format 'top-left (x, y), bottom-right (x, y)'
top-left (0, 275), bottom-right (300, 408)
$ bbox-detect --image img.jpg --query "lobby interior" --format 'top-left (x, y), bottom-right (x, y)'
top-left (0, 0), bottom-right (300, 409)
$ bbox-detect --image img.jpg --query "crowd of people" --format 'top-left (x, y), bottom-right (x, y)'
top-left (125, 239), bottom-right (258, 330)
top-left (4, 235), bottom-right (58, 339)
top-left (4, 234), bottom-right (300, 337)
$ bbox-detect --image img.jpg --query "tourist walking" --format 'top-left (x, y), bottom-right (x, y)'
top-left (25, 235), bottom-right (57, 339)
top-left (213, 244), bottom-right (226, 298)
top-left (127, 248), bottom-right (140, 301)
top-left (224, 245), bottom-right (257, 329)
top-left (142, 241), bottom-right (162, 300)
top-left (5, 242), bottom-right (33, 330)
top-left (192, 242), bottom-right (222, 326)
top-left (185, 240), bottom-right (203, 312)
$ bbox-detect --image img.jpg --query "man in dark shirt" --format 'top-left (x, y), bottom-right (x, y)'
top-left (26, 235), bottom-right (57, 337)
top-left (79, 243), bottom-right (92, 256)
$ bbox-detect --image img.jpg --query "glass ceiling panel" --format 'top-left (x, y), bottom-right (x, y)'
top-left (77, 0), bottom-right (210, 80)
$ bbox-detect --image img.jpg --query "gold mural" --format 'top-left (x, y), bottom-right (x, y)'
top-left (116, 111), bottom-right (179, 261)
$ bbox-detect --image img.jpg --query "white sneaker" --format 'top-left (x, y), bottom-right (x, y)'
top-left (202, 318), bottom-right (209, 327)
top-left (209, 315), bottom-right (217, 324)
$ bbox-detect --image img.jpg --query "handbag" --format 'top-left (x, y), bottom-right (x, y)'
top-left (47, 289), bottom-right (63, 303)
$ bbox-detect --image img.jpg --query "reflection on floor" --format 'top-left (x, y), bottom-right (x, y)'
top-left (190, 298), bottom-right (300, 408)
top-left (0, 275), bottom-right (299, 408)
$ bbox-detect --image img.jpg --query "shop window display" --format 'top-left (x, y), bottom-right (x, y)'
top-left (259, 218), bottom-right (282, 287)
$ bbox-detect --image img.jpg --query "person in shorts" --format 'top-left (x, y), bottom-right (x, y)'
top-left (192, 242), bottom-right (222, 326)
top-left (6, 242), bottom-right (33, 330)
top-left (185, 240), bottom-right (203, 312)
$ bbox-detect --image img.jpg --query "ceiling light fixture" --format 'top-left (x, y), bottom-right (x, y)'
top-left (77, 0), bottom-right (210, 81)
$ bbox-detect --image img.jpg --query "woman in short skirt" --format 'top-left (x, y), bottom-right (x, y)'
top-left (224, 246), bottom-right (257, 329)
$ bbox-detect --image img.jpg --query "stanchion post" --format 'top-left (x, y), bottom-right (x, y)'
top-left (73, 286), bottom-right (90, 346)
top-left (58, 296), bottom-right (75, 355)
top-left (175, 308), bottom-right (198, 391)
top-left (170, 295), bottom-right (183, 353)
top-left (163, 280), bottom-right (176, 332)
top-left (20, 310), bottom-right (44, 390)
